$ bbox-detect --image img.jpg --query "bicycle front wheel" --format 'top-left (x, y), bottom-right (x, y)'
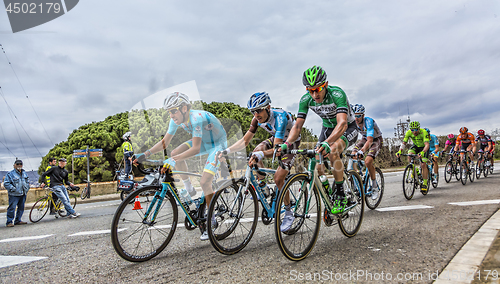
top-left (460, 161), bottom-right (467, 185)
top-left (402, 165), bottom-right (416, 200)
top-left (275, 173), bottom-right (321, 261)
top-left (29, 196), bottom-right (50, 223)
top-left (475, 160), bottom-right (482, 180)
top-left (208, 179), bottom-right (258, 255)
top-left (444, 161), bottom-right (453, 183)
top-left (454, 159), bottom-right (461, 181)
top-left (111, 185), bottom-right (178, 262)
top-left (365, 168), bottom-right (384, 210)
top-left (339, 171), bottom-right (364, 237)
top-left (469, 161), bottom-right (475, 183)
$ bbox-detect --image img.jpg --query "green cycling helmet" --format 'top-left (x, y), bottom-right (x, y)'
top-left (302, 66), bottom-right (327, 87)
top-left (409, 121), bottom-right (420, 129)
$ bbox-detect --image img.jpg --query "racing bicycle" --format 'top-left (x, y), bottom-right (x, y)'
top-left (274, 148), bottom-right (364, 261)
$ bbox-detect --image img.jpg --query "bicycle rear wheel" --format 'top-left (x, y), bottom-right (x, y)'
top-left (484, 163), bottom-right (489, 177)
top-left (57, 194), bottom-right (77, 217)
top-left (444, 161), bottom-right (453, 183)
top-left (111, 185), bottom-right (177, 262)
top-left (207, 179), bottom-right (258, 255)
top-left (460, 161), bottom-right (467, 185)
top-left (29, 196), bottom-right (50, 223)
top-left (365, 167), bottom-right (384, 210)
top-left (339, 170), bottom-right (364, 237)
top-left (402, 165), bottom-right (416, 200)
top-left (275, 173), bottom-right (320, 261)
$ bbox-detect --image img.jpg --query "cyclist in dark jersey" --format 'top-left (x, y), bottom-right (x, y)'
top-left (476, 129), bottom-right (493, 166)
top-left (282, 66), bottom-right (358, 214)
top-left (221, 92), bottom-right (300, 231)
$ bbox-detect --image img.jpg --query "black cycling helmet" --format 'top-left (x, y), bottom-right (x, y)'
top-left (302, 66), bottom-right (327, 87)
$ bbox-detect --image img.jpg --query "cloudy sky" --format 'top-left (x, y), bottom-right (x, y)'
top-left (1, 0), bottom-right (499, 170)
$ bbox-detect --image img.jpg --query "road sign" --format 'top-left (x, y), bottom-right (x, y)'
top-left (89, 149), bottom-right (102, 152)
top-left (73, 154), bottom-right (86, 158)
top-left (89, 152), bottom-right (102, 157)
top-left (73, 149), bottom-right (87, 153)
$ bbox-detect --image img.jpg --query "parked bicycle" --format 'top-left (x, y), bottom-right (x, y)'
top-left (458, 150), bottom-right (475, 185)
top-left (80, 180), bottom-right (92, 200)
top-left (345, 153), bottom-right (384, 209)
top-left (443, 152), bottom-right (460, 183)
top-left (110, 159), bottom-right (226, 262)
top-left (29, 186), bottom-right (78, 222)
top-left (274, 148), bottom-right (364, 261)
top-left (207, 149), bottom-right (289, 255)
top-left (400, 153), bottom-right (437, 200)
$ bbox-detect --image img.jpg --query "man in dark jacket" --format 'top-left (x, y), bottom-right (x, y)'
top-left (41, 158), bottom-right (80, 218)
top-left (4, 159), bottom-right (30, 227)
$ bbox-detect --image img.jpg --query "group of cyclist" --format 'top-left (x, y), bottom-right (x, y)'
top-left (131, 65), bottom-right (392, 240)
top-left (129, 65), bottom-right (495, 240)
top-left (444, 127), bottom-right (496, 169)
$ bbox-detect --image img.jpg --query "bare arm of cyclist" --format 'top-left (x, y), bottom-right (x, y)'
top-left (285, 117), bottom-right (305, 145)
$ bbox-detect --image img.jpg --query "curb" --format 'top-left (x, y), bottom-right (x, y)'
top-left (434, 209), bottom-right (500, 283)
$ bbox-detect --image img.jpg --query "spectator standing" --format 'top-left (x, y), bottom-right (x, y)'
top-left (4, 159), bottom-right (30, 227)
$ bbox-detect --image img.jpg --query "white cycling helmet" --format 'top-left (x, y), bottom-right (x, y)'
top-left (163, 92), bottom-right (191, 110)
top-left (122, 131), bottom-right (131, 141)
top-left (352, 104), bottom-right (365, 114)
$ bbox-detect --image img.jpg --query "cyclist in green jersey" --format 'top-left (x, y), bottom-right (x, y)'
top-left (282, 66), bottom-right (358, 214)
top-left (395, 121), bottom-right (431, 192)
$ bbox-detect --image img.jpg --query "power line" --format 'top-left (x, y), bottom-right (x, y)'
top-left (0, 87), bottom-right (41, 170)
top-left (0, 44), bottom-right (55, 145)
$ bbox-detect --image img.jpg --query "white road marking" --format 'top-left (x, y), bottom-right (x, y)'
top-left (448, 199), bottom-right (500, 206)
top-left (68, 229), bottom-right (125, 236)
top-left (376, 205), bottom-right (434, 212)
top-left (0, 255), bottom-right (48, 269)
top-left (0, 234), bottom-right (54, 243)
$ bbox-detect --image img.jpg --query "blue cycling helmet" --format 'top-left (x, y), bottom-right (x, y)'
top-left (352, 104), bottom-right (365, 114)
top-left (247, 92), bottom-right (271, 110)
top-left (424, 128), bottom-right (430, 135)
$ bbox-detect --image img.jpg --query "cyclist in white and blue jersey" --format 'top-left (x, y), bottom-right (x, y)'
top-left (135, 92), bottom-right (227, 240)
top-left (220, 92), bottom-right (300, 232)
top-left (424, 128), bottom-right (440, 179)
top-left (350, 104), bottom-right (383, 200)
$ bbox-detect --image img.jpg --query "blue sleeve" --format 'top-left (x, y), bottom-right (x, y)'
top-left (433, 135), bottom-right (439, 147)
top-left (365, 117), bottom-right (375, 137)
top-left (274, 111), bottom-right (288, 140)
top-left (166, 118), bottom-right (179, 136)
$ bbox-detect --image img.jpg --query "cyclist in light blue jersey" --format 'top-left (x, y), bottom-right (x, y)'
top-left (424, 128), bottom-right (440, 179)
top-left (350, 104), bottom-right (383, 200)
top-left (135, 92), bottom-right (227, 240)
top-left (220, 92), bottom-right (300, 232)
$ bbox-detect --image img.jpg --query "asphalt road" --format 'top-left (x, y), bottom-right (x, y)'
top-left (1, 165), bottom-right (499, 284)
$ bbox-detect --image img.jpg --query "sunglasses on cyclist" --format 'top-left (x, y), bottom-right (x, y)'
top-left (355, 114), bottom-right (363, 118)
top-left (306, 82), bottom-right (326, 93)
top-left (15, 163), bottom-right (22, 165)
top-left (168, 107), bottom-right (181, 115)
top-left (251, 108), bottom-right (266, 115)
top-left (411, 128), bottom-right (419, 132)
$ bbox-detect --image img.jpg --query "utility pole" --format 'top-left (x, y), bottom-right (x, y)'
top-left (394, 113), bottom-right (411, 140)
